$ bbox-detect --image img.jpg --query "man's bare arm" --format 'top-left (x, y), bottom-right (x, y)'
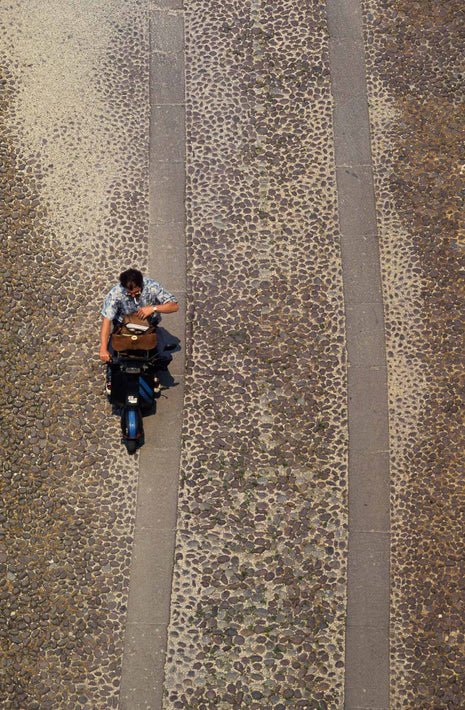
top-left (99, 317), bottom-right (112, 362)
top-left (137, 301), bottom-right (179, 319)
top-left (156, 301), bottom-right (179, 314)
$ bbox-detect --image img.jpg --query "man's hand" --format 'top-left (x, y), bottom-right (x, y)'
top-left (99, 347), bottom-right (111, 363)
top-left (137, 305), bottom-right (155, 320)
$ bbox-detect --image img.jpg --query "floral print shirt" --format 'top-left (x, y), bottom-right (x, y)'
top-left (101, 278), bottom-right (177, 325)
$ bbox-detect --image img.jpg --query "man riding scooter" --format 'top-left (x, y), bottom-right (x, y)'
top-left (99, 269), bottom-right (179, 453)
top-left (99, 268), bottom-right (179, 393)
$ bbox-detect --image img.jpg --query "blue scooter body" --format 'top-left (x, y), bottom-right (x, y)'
top-left (109, 351), bottom-right (159, 454)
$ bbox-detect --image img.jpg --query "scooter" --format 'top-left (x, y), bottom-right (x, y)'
top-left (108, 348), bottom-right (162, 455)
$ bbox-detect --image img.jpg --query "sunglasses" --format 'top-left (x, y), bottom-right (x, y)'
top-left (126, 287), bottom-right (141, 296)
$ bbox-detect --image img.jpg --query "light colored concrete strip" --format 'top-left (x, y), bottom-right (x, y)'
top-left (334, 98), bottom-right (372, 167)
top-left (345, 626), bottom-right (390, 709)
top-left (151, 106), bottom-right (186, 162)
top-left (335, 167), bottom-right (378, 237)
top-left (329, 39), bottom-right (369, 100)
top-left (154, 0), bottom-right (183, 8)
top-left (151, 53), bottom-right (185, 105)
top-left (149, 222), bottom-right (186, 290)
top-left (149, 162), bottom-right (185, 224)
top-left (120, 4), bottom-right (185, 709)
top-left (125, 529), bottom-right (178, 626)
top-left (345, 303), bottom-right (387, 366)
top-left (152, 11), bottom-right (184, 52)
top-left (146, 377), bottom-right (185, 448)
top-left (348, 451), bottom-right (390, 532)
top-left (327, 0), bottom-right (390, 707)
top-left (347, 532), bottom-right (390, 627)
top-left (133, 449), bottom-right (183, 531)
top-left (326, 0), bottom-right (364, 38)
top-left (340, 234), bottom-right (383, 304)
top-left (347, 367), bottom-right (389, 452)
top-left (120, 622), bottom-right (169, 710)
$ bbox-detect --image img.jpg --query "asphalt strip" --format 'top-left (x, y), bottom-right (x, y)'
top-left (326, 0), bottom-right (390, 707)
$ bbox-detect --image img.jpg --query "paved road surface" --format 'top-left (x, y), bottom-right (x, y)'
top-left (1, 1), bottom-right (463, 708)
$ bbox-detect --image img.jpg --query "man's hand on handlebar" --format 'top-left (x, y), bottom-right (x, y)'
top-left (99, 347), bottom-right (112, 363)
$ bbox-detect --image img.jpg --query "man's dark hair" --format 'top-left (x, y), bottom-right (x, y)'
top-left (120, 269), bottom-right (143, 289)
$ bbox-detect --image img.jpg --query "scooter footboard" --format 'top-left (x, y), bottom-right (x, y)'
top-left (109, 362), bottom-right (128, 406)
top-left (109, 359), bottom-right (157, 409)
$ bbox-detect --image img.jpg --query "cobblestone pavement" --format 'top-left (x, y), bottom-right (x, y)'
top-left (362, 0), bottom-right (465, 707)
top-left (162, 1), bottom-right (348, 708)
top-left (1, 2), bottom-right (149, 707)
top-left (1, 0), bottom-right (464, 708)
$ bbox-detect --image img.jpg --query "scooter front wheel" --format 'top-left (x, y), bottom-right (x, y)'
top-left (125, 439), bottom-right (138, 455)
top-left (121, 406), bottom-right (144, 454)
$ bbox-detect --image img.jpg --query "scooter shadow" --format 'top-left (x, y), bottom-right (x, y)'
top-left (141, 367), bottom-right (180, 418)
top-left (156, 327), bottom-right (182, 394)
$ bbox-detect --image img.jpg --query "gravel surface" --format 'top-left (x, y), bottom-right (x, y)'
top-left (362, 0), bottom-right (465, 706)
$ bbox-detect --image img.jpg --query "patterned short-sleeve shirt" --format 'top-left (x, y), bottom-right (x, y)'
top-left (101, 278), bottom-right (177, 325)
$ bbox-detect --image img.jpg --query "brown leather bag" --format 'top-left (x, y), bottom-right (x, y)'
top-left (111, 313), bottom-right (158, 352)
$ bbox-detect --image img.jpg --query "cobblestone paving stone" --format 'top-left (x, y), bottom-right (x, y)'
top-left (163, 1), bottom-right (348, 708)
top-left (0, 2), bottom-right (148, 707)
top-left (362, 1), bottom-right (465, 707)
